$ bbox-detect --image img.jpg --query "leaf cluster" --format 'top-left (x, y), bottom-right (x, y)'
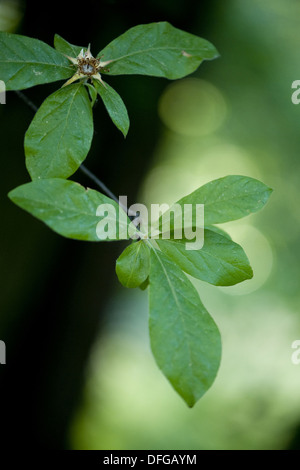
top-left (1, 23), bottom-right (272, 406)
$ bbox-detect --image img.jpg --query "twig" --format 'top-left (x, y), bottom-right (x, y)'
top-left (15, 89), bottom-right (38, 112)
top-left (14, 89), bottom-right (126, 211)
top-left (78, 163), bottom-right (122, 207)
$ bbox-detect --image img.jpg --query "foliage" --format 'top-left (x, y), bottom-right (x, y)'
top-left (1, 22), bottom-right (272, 406)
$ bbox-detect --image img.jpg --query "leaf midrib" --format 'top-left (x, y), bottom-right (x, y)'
top-left (13, 193), bottom-right (109, 218)
top-left (151, 247), bottom-right (195, 377)
top-left (126, 242), bottom-right (142, 287)
top-left (159, 238), bottom-right (251, 278)
top-left (104, 45), bottom-right (203, 65)
top-left (51, 86), bottom-right (81, 174)
top-left (179, 188), bottom-right (268, 209)
top-left (29, 85), bottom-right (84, 177)
top-left (0, 58), bottom-right (71, 70)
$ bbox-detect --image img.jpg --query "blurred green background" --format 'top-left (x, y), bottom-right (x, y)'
top-left (1, 0), bottom-right (300, 450)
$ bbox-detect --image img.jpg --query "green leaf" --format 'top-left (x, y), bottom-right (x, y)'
top-left (0, 31), bottom-right (72, 90)
top-left (205, 225), bottom-right (231, 240)
top-left (93, 79), bottom-right (129, 137)
top-left (98, 22), bottom-right (219, 79)
top-left (8, 179), bottom-right (130, 241)
top-left (158, 224), bottom-right (231, 241)
top-left (166, 175), bottom-right (273, 226)
top-left (86, 83), bottom-right (98, 107)
top-left (149, 247), bottom-right (221, 407)
top-left (116, 241), bottom-right (150, 288)
top-left (139, 277), bottom-right (149, 291)
top-left (25, 83), bottom-right (93, 179)
top-left (156, 229), bottom-right (253, 286)
top-left (54, 34), bottom-right (84, 58)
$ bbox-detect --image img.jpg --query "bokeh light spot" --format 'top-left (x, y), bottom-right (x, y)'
top-left (158, 78), bottom-right (227, 136)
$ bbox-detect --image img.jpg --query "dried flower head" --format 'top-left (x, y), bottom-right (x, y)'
top-left (63, 45), bottom-right (111, 87)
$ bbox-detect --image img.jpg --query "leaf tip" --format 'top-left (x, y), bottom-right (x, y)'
top-left (261, 185), bottom-right (274, 206)
top-left (185, 399), bottom-right (196, 408)
top-left (7, 189), bottom-right (14, 201)
top-left (247, 265), bottom-right (254, 280)
top-left (122, 127), bottom-right (129, 138)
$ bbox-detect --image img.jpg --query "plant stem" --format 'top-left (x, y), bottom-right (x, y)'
top-left (15, 90), bottom-right (38, 113)
top-left (15, 89), bottom-right (126, 212)
top-left (78, 164), bottom-right (123, 207)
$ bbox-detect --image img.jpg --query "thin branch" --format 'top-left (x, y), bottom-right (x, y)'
top-left (15, 89), bottom-right (38, 112)
top-left (79, 163), bottom-right (121, 206)
top-left (15, 89), bottom-right (126, 211)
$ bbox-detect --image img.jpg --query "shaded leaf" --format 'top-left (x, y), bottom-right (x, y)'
top-left (93, 79), bottom-right (129, 136)
top-left (116, 241), bottom-right (150, 288)
top-left (0, 31), bottom-right (72, 90)
top-left (8, 179), bottom-right (130, 241)
top-left (54, 34), bottom-right (84, 58)
top-left (98, 22), bottom-right (218, 79)
top-left (25, 83), bottom-right (93, 179)
top-left (86, 83), bottom-right (98, 107)
top-left (139, 277), bottom-right (149, 291)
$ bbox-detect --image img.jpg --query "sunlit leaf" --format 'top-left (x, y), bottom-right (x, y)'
top-left (156, 229), bottom-right (253, 286)
top-left (204, 225), bottom-right (231, 240)
top-left (149, 247), bottom-right (221, 407)
top-left (164, 175), bottom-right (273, 226)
